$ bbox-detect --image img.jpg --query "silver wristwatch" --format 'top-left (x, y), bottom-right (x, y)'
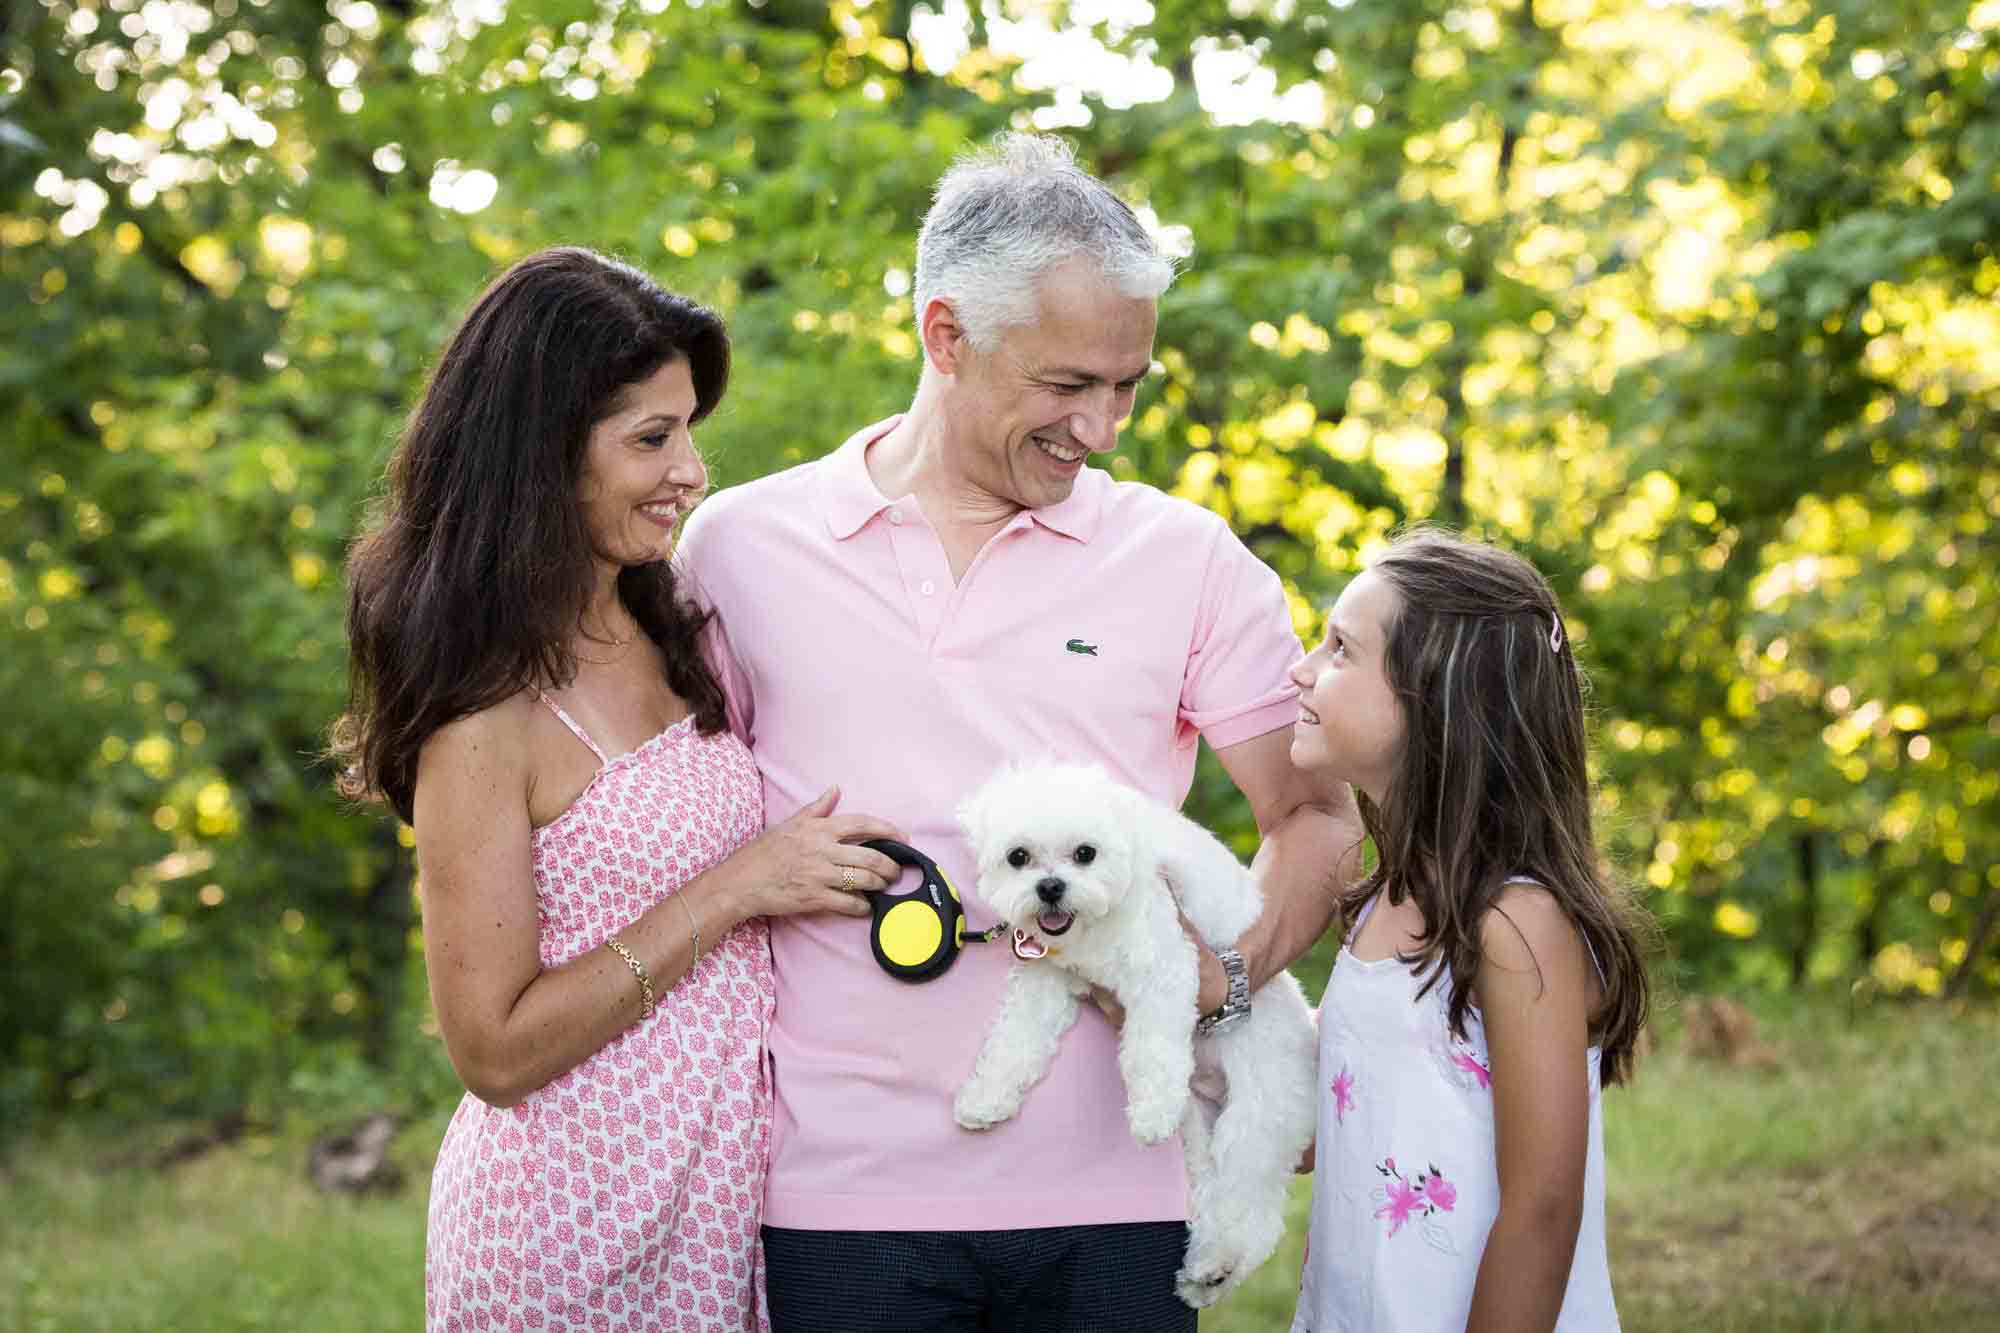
top-left (1196, 947), bottom-right (1251, 1035)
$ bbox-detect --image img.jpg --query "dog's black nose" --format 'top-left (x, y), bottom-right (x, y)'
top-left (1035, 876), bottom-right (1065, 904)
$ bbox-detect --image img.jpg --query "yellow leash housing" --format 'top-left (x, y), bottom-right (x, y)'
top-left (863, 839), bottom-right (994, 983)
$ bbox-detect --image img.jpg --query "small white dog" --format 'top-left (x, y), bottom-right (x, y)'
top-left (953, 762), bottom-right (1318, 1308)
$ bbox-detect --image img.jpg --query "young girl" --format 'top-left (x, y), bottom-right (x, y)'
top-left (1289, 529), bottom-right (1649, 1333)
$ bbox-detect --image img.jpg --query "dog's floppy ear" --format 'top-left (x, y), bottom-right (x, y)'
top-left (956, 782), bottom-right (991, 852)
top-left (1107, 780), bottom-right (1152, 843)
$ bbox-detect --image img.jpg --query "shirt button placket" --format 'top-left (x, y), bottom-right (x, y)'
top-left (886, 502), bottom-right (948, 644)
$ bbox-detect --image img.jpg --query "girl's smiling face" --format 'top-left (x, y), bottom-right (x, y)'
top-left (1289, 567), bottom-right (1407, 806)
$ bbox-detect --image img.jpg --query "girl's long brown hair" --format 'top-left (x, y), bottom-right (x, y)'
top-left (1337, 528), bottom-right (1652, 1084)
top-left (332, 247), bottom-right (730, 824)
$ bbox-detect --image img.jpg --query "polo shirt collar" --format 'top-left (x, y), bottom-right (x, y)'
top-left (815, 414), bottom-right (1107, 545)
top-left (818, 417), bottom-right (903, 540)
top-left (1023, 466), bottom-right (1104, 543)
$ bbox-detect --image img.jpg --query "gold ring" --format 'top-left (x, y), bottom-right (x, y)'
top-left (840, 866), bottom-right (857, 891)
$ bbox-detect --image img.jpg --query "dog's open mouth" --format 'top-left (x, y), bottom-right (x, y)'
top-left (1010, 912), bottom-right (1075, 961)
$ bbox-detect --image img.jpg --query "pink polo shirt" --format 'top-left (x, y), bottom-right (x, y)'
top-left (675, 417), bottom-right (1302, 1231)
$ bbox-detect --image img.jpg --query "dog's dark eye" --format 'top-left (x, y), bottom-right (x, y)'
top-left (1006, 847), bottom-right (1030, 869)
top-left (1073, 844), bottom-right (1097, 865)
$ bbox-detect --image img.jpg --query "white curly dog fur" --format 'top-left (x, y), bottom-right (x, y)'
top-left (953, 762), bottom-right (1318, 1308)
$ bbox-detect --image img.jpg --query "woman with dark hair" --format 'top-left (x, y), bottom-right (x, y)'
top-left (335, 247), bottom-right (901, 1331)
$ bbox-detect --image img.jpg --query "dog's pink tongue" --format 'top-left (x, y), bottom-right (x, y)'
top-left (1037, 910), bottom-right (1075, 935)
top-left (1011, 928), bottom-right (1048, 961)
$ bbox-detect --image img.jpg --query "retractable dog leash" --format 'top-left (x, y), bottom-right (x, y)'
top-left (861, 839), bottom-right (1005, 983)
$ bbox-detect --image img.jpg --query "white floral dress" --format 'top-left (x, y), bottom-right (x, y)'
top-left (1292, 893), bottom-right (1620, 1333)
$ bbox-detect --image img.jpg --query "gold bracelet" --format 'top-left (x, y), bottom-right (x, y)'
top-left (605, 935), bottom-right (655, 1020)
top-left (677, 894), bottom-right (702, 971)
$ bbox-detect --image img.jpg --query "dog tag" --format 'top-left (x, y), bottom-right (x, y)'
top-left (1011, 928), bottom-right (1048, 961)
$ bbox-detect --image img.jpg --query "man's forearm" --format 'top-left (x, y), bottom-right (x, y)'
top-left (1252, 790), bottom-right (1366, 978)
top-left (1196, 789), bottom-right (1365, 1009)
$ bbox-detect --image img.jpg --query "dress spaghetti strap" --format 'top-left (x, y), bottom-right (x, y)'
top-left (1344, 891), bottom-right (1381, 948)
top-left (1579, 929), bottom-right (1608, 989)
top-left (1500, 875), bottom-right (1609, 989)
top-left (535, 689), bottom-right (608, 765)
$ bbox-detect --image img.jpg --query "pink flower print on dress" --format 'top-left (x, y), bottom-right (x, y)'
top-left (1330, 1065), bottom-right (1356, 1123)
top-left (1435, 1027), bottom-right (1494, 1093)
top-left (1372, 1157), bottom-right (1460, 1255)
top-left (1450, 1048), bottom-right (1491, 1090)
top-left (1374, 1173), bottom-right (1424, 1237)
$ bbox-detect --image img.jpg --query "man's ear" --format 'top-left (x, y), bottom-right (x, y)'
top-left (920, 295), bottom-right (971, 375)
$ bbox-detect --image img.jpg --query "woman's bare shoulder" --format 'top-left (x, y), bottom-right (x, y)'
top-left (418, 691), bottom-right (540, 789)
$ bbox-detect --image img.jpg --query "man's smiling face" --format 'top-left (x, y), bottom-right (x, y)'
top-left (941, 257), bottom-right (1158, 512)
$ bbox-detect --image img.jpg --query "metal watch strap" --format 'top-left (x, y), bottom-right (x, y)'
top-left (1196, 946), bottom-right (1251, 1034)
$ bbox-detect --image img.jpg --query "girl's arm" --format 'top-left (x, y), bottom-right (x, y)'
top-left (413, 700), bottom-right (897, 1108)
top-left (1465, 884), bottom-right (1596, 1333)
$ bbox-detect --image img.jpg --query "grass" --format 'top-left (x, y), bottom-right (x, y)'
top-left (0, 1111), bottom-right (442, 1332)
top-left (3, 993), bottom-right (1994, 1332)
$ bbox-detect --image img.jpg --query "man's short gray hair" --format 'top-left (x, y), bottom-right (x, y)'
top-left (913, 133), bottom-right (1178, 353)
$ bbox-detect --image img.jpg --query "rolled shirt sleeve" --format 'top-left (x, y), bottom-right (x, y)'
top-left (1179, 518), bottom-right (1305, 750)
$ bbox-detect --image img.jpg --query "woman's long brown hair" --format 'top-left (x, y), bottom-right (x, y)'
top-left (1337, 528), bottom-right (1652, 1084)
top-left (332, 247), bottom-right (730, 824)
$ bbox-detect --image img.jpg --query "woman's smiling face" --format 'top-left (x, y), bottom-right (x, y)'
top-left (575, 356), bottom-right (707, 573)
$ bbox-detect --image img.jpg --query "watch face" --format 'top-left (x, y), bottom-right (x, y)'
top-left (1198, 1006), bottom-right (1246, 1035)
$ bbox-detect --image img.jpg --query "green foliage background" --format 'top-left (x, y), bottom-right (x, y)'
top-left (3, 0), bottom-right (1996, 1127)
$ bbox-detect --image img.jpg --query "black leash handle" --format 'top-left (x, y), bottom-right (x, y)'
top-left (860, 839), bottom-right (1000, 982)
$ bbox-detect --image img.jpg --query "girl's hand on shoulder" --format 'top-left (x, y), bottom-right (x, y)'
top-left (723, 786), bottom-right (902, 920)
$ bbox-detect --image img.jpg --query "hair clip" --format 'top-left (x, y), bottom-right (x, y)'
top-left (1548, 614), bottom-right (1564, 654)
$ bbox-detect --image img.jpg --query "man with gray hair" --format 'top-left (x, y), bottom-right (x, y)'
top-left (678, 133), bottom-right (1358, 1330)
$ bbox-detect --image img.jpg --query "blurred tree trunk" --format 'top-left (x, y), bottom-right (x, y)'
top-left (1434, 2), bottom-right (1540, 531)
top-left (1855, 840), bottom-right (1895, 970)
top-left (355, 824), bottom-right (415, 1071)
top-left (1945, 885), bottom-right (1998, 1002)
top-left (1791, 832), bottom-right (1819, 988)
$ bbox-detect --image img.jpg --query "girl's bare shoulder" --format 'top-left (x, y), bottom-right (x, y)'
top-left (1479, 882), bottom-right (1587, 984)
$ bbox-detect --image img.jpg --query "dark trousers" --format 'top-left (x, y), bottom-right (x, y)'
top-left (762, 1222), bottom-right (1199, 1333)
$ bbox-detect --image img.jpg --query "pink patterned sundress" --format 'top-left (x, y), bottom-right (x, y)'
top-left (425, 694), bottom-right (774, 1332)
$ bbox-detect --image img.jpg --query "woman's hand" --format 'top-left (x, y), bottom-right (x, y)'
top-left (714, 786), bottom-right (902, 922)
top-left (414, 704), bottom-right (904, 1108)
